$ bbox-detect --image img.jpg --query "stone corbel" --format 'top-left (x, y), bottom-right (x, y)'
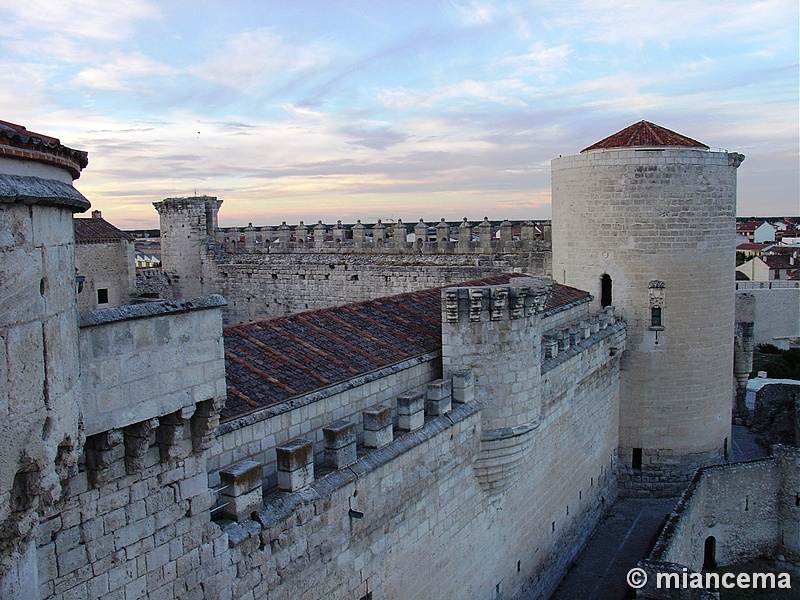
top-left (469, 288), bottom-right (484, 322)
top-left (490, 287), bottom-right (508, 321)
top-left (444, 288), bottom-right (459, 323)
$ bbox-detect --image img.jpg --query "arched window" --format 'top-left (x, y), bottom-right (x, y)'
top-left (600, 274), bottom-right (612, 308)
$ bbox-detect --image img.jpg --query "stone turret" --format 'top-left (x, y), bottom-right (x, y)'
top-left (441, 278), bottom-right (553, 492)
top-left (0, 120), bottom-right (90, 599)
top-left (153, 195), bottom-right (222, 299)
top-left (551, 120), bottom-right (745, 496)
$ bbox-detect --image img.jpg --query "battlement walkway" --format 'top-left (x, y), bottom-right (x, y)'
top-left (548, 426), bottom-right (768, 600)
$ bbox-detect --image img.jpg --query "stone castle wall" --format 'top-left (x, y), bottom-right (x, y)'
top-left (149, 199), bottom-right (552, 324)
top-left (77, 297), bottom-right (228, 437)
top-left (205, 284), bottom-right (625, 599)
top-left (153, 197), bottom-right (221, 300)
top-left (21, 273), bottom-right (628, 600)
top-left (209, 352), bottom-right (441, 491)
top-left (215, 251), bottom-right (549, 324)
top-left (1, 201), bottom-right (87, 600)
top-left (35, 298), bottom-right (232, 599)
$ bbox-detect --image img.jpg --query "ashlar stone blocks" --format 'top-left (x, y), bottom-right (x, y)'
top-left (219, 460), bottom-right (263, 522)
top-left (425, 379), bottom-right (452, 416)
top-left (396, 393), bottom-right (425, 432)
top-left (363, 406), bottom-right (393, 449)
top-left (323, 420), bottom-right (357, 469)
top-left (276, 439), bottom-right (314, 492)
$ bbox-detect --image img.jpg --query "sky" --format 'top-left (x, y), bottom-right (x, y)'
top-left (1, 1), bottom-right (797, 229)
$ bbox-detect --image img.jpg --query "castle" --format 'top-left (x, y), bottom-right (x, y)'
top-left (1, 118), bottom-right (797, 600)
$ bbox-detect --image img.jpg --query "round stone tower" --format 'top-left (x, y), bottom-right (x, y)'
top-left (551, 121), bottom-right (745, 496)
top-left (0, 120), bottom-right (90, 597)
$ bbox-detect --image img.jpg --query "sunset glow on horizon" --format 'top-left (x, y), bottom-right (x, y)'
top-left (2, 1), bottom-right (797, 229)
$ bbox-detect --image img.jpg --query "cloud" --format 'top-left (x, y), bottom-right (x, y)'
top-left (555, 0), bottom-right (796, 48)
top-left (495, 43), bottom-right (572, 78)
top-left (448, 0), bottom-right (498, 25)
top-left (0, 1), bottom-right (160, 42)
top-left (72, 53), bottom-right (178, 91)
top-left (190, 28), bottom-right (331, 93)
top-left (339, 122), bottom-right (408, 150)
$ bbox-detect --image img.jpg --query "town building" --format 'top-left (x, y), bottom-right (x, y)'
top-left (74, 210), bottom-right (136, 311)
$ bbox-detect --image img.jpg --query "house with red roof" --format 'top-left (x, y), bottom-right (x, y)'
top-left (736, 253), bottom-right (799, 281)
top-left (74, 209), bottom-right (136, 310)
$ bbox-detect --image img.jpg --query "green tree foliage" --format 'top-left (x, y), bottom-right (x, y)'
top-left (751, 345), bottom-right (800, 380)
top-left (736, 250), bottom-right (749, 266)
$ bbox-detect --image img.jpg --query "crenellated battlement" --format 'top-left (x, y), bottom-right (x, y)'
top-left (541, 306), bottom-right (624, 370)
top-left (212, 370), bottom-right (476, 523)
top-left (442, 278), bottom-right (553, 324)
top-left (214, 216), bottom-right (550, 256)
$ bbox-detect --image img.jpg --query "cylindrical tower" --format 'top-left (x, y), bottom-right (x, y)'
top-left (153, 195), bottom-right (222, 298)
top-left (551, 121), bottom-right (745, 496)
top-left (0, 120), bottom-right (90, 597)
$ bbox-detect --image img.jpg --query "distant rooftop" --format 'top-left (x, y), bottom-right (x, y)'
top-left (581, 121), bottom-right (709, 153)
top-left (74, 211), bottom-right (135, 243)
top-left (222, 274), bottom-right (590, 419)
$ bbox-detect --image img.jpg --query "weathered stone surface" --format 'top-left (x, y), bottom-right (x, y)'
top-left (219, 460), bottom-right (262, 497)
top-left (275, 439), bottom-right (313, 472)
top-left (323, 421), bottom-right (357, 469)
top-left (362, 406), bottom-right (392, 431)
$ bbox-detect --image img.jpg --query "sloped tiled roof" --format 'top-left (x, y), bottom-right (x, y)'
top-left (763, 255), bottom-right (794, 269)
top-left (581, 121), bottom-right (709, 153)
top-left (736, 243), bottom-right (773, 252)
top-left (737, 220), bottom-right (768, 231)
top-left (222, 274), bottom-right (590, 419)
top-left (74, 217), bottom-right (135, 243)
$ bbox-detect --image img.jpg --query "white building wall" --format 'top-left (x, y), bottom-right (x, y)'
top-left (753, 222), bottom-right (776, 243)
top-left (736, 282), bottom-right (800, 349)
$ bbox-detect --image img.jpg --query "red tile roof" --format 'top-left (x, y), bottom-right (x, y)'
top-left (222, 274), bottom-right (589, 419)
top-left (581, 121), bottom-right (709, 153)
top-left (74, 217), bottom-right (134, 243)
top-left (737, 220), bottom-right (768, 232)
top-left (0, 120), bottom-right (88, 179)
top-left (763, 255), bottom-right (794, 269)
top-left (736, 243), bottom-right (773, 251)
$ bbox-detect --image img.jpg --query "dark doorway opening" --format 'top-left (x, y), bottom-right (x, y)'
top-left (632, 447), bottom-right (642, 470)
top-left (703, 536), bottom-right (716, 570)
top-left (600, 274), bottom-right (612, 308)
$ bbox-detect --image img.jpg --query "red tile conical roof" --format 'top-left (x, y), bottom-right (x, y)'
top-left (581, 120), bottom-right (709, 153)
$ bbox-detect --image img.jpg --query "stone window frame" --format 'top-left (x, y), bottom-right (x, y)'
top-left (648, 280), bottom-right (665, 331)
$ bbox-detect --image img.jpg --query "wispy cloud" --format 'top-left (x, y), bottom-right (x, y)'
top-left (495, 43), bottom-right (572, 79)
top-left (73, 53), bottom-right (178, 91)
top-left (448, 0), bottom-right (499, 26)
top-left (190, 28), bottom-right (331, 93)
top-left (1, 0), bottom-right (160, 42)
